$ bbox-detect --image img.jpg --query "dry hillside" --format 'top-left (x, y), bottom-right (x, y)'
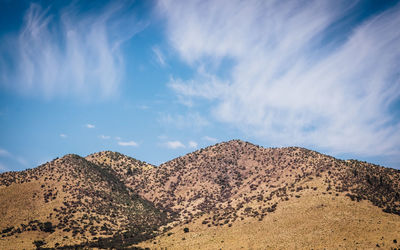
top-left (0, 154), bottom-right (168, 249)
top-left (1, 139), bottom-right (400, 249)
top-left (90, 140), bottom-right (400, 223)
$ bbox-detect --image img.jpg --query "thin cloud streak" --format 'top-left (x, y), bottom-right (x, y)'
top-left (188, 141), bottom-right (198, 148)
top-left (152, 46), bottom-right (166, 67)
top-left (158, 112), bottom-right (209, 130)
top-left (0, 148), bottom-right (11, 157)
top-left (160, 1), bottom-right (400, 160)
top-left (165, 140), bottom-right (185, 149)
top-left (118, 141), bottom-right (138, 147)
top-left (203, 136), bottom-right (218, 143)
top-left (0, 2), bottom-right (143, 99)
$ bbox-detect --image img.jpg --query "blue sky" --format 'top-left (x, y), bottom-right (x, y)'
top-left (1, 0), bottom-right (400, 172)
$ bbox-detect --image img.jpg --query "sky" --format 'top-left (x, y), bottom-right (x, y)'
top-left (0, 0), bottom-right (400, 172)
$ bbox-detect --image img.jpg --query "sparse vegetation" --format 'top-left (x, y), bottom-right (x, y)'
top-left (1, 140), bottom-right (399, 249)
top-left (33, 240), bottom-right (45, 249)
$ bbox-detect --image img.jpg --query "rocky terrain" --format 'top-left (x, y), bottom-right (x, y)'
top-left (1, 140), bottom-right (399, 249)
top-left (0, 154), bottom-right (168, 249)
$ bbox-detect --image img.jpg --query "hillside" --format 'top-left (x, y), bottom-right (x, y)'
top-left (134, 140), bottom-right (400, 248)
top-left (0, 154), bottom-right (168, 249)
top-left (85, 151), bottom-right (155, 183)
top-left (101, 140), bottom-right (399, 222)
top-left (1, 140), bottom-right (400, 249)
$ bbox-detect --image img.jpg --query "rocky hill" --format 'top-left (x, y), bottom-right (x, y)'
top-left (89, 140), bottom-right (400, 222)
top-left (1, 140), bottom-right (400, 249)
top-left (0, 154), bottom-right (168, 249)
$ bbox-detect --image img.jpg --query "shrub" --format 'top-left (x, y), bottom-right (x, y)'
top-left (33, 240), bottom-right (45, 248)
top-left (1, 226), bottom-right (13, 234)
top-left (183, 227), bottom-right (189, 233)
top-left (42, 222), bottom-right (54, 233)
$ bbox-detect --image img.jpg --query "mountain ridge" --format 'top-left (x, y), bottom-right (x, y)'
top-left (0, 154), bottom-right (169, 249)
top-left (1, 139), bottom-right (400, 249)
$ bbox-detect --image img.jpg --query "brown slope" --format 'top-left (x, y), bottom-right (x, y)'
top-left (130, 140), bottom-right (400, 223)
top-left (0, 154), bottom-right (168, 249)
top-left (133, 140), bottom-right (400, 249)
top-left (85, 150), bottom-right (155, 182)
top-left (81, 140), bottom-right (400, 248)
top-left (138, 179), bottom-right (400, 249)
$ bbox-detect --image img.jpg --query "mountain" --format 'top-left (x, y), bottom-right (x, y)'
top-left (133, 140), bottom-right (400, 249)
top-left (1, 140), bottom-right (400, 249)
top-left (0, 154), bottom-right (168, 249)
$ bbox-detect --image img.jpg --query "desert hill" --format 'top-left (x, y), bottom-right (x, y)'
top-left (133, 140), bottom-right (400, 249)
top-left (0, 154), bottom-right (168, 249)
top-left (85, 150), bottom-right (155, 183)
top-left (89, 140), bottom-right (400, 222)
top-left (1, 139), bottom-right (400, 249)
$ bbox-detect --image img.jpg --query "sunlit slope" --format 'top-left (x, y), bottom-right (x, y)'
top-left (0, 154), bottom-right (167, 249)
top-left (138, 179), bottom-right (400, 249)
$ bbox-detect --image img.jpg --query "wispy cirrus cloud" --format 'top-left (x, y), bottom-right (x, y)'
top-left (188, 141), bottom-right (198, 148)
top-left (158, 112), bottom-right (209, 130)
top-left (86, 124), bottom-right (95, 129)
top-left (118, 141), bottom-right (138, 147)
top-left (159, 0), bottom-right (400, 162)
top-left (0, 148), bottom-right (11, 157)
top-left (99, 135), bottom-right (110, 140)
top-left (0, 2), bottom-right (144, 99)
top-left (152, 46), bottom-right (166, 67)
top-left (164, 140), bottom-right (185, 149)
top-left (203, 136), bottom-right (218, 143)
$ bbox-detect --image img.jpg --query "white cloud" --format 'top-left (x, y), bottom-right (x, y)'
top-left (0, 2), bottom-right (144, 99)
top-left (168, 70), bottom-right (229, 104)
top-left (158, 135), bottom-right (167, 139)
top-left (115, 136), bottom-right (121, 140)
top-left (203, 136), bottom-right (218, 143)
top-left (188, 141), bottom-right (198, 148)
top-left (159, 1), bottom-right (400, 159)
top-left (165, 140), bottom-right (185, 149)
top-left (86, 124), bottom-right (95, 129)
top-left (137, 105), bottom-right (149, 110)
top-left (152, 46), bottom-right (166, 66)
top-left (0, 148), bottom-right (11, 157)
top-left (99, 135), bottom-right (110, 140)
top-left (118, 141), bottom-right (138, 147)
top-left (60, 133), bottom-right (67, 138)
top-left (158, 112), bottom-right (209, 130)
